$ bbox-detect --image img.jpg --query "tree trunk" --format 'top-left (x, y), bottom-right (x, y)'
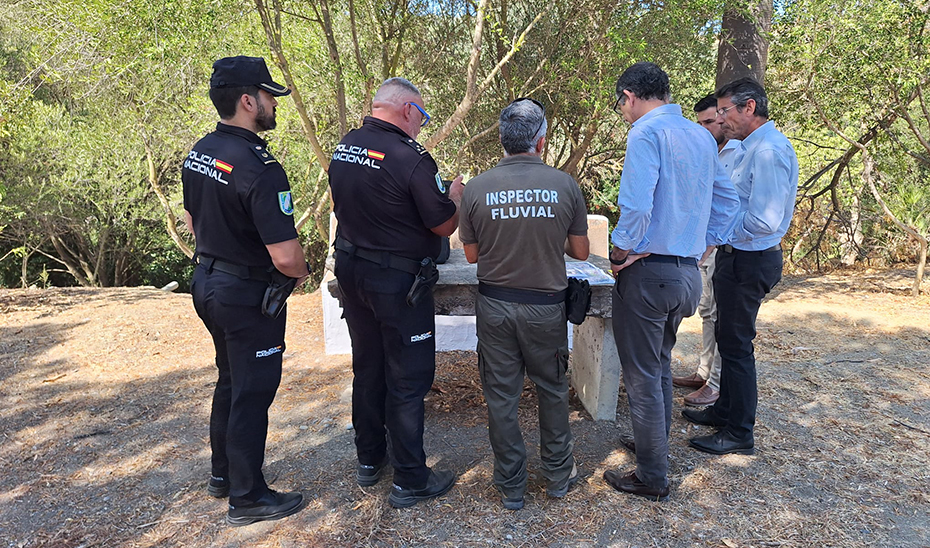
top-left (424, 2), bottom-right (549, 150)
top-left (313, 0), bottom-right (348, 136)
top-left (862, 155), bottom-right (927, 297)
top-left (716, 0), bottom-right (773, 88)
top-left (915, 239), bottom-right (927, 297)
top-left (839, 183), bottom-right (865, 265)
top-left (255, 0), bottom-right (330, 172)
top-left (143, 138), bottom-right (193, 259)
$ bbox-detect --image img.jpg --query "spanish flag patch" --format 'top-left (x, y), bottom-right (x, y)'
top-left (367, 150), bottom-right (385, 161)
top-left (215, 159), bottom-right (234, 173)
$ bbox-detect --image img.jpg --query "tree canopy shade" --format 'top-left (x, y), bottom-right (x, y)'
top-left (771, 0), bottom-right (930, 295)
top-left (0, 0), bottom-right (926, 294)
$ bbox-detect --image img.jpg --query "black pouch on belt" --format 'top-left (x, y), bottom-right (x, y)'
top-left (565, 277), bottom-right (591, 325)
top-left (406, 257), bottom-right (439, 307)
top-left (261, 269), bottom-right (298, 319)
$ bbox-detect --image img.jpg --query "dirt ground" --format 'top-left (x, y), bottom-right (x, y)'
top-left (1, 269), bottom-right (928, 548)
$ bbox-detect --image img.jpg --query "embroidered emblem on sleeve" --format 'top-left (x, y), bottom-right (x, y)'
top-left (278, 191), bottom-right (294, 215)
top-left (434, 173), bottom-right (446, 193)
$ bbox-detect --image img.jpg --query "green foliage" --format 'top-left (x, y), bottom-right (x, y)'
top-left (4, 0), bottom-right (922, 287)
top-left (770, 0), bottom-right (929, 270)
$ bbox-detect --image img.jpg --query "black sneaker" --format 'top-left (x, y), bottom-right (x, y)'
top-left (388, 469), bottom-right (455, 508)
top-left (226, 490), bottom-right (304, 527)
top-left (357, 459), bottom-right (387, 487)
top-left (207, 476), bottom-right (229, 498)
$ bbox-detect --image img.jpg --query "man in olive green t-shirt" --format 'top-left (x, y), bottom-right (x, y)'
top-left (458, 98), bottom-right (590, 510)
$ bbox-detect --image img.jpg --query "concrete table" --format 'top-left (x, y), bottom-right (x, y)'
top-left (326, 249), bottom-right (623, 421)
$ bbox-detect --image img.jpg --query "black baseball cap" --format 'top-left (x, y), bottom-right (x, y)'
top-left (210, 56), bottom-right (291, 97)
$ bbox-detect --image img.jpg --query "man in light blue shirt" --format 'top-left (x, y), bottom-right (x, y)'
top-left (602, 62), bottom-right (739, 501)
top-left (673, 94), bottom-right (744, 407)
top-left (684, 78), bottom-right (799, 456)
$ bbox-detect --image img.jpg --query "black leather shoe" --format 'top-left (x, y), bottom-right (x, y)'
top-left (357, 458), bottom-right (388, 487)
top-left (389, 469), bottom-right (455, 508)
top-left (619, 435), bottom-right (636, 454)
top-left (207, 476), bottom-right (229, 498)
top-left (689, 431), bottom-right (754, 455)
top-left (603, 469), bottom-right (669, 501)
top-left (226, 490), bottom-right (304, 526)
top-left (681, 407), bottom-right (727, 427)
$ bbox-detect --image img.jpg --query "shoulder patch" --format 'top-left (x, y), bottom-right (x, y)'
top-left (401, 137), bottom-right (428, 156)
top-left (434, 173), bottom-right (446, 194)
top-left (251, 144), bottom-right (278, 165)
top-left (278, 191), bottom-right (294, 215)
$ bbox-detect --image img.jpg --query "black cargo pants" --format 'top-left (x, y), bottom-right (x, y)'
top-left (191, 265), bottom-right (285, 507)
top-left (334, 250), bottom-right (437, 490)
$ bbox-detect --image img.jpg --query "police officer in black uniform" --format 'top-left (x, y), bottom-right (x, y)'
top-left (329, 77), bottom-right (464, 508)
top-left (182, 56), bottom-right (310, 526)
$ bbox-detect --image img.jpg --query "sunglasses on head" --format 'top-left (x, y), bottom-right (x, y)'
top-left (510, 97), bottom-right (546, 137)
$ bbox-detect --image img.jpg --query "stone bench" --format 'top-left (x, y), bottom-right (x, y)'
top-left (321, 215), bottom-right (623, 421)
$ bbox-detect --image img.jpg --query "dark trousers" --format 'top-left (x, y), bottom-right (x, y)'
top-left (711, 248), bottom-right (783, 441)
top-left (335, 250), bottom-right (436, 489)
top-left (475, 294), bottom-right (573, 498)
top-left (191, 266), bottom-right (285, 507)
top-left (612, 257), bottom-right (700, 488)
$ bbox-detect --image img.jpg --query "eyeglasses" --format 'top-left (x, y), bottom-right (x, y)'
top-left (611, 91), bottom-right (627, 114)
top-left (511, 97), bottom-right (546, 138)
top-left (406, 101), bottom-right (431, 127)
top-left (716, 105), bottom-right (738, 118)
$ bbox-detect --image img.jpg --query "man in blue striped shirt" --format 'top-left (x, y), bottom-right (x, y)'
top-left (684, 78), bottom-right (799, 456)
top-left (602, 62), bottom-right (739, 501)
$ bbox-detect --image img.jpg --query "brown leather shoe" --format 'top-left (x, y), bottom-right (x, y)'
top-left (603, 469), bottom-right (669, 501)
top-left (672, 373), bottom-right (705, 389)
top-left (684, 383), bottom-right (719, 406)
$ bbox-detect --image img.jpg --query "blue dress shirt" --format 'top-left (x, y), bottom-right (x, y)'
top-left (610, 104), bottom-right (740, 259)
top-left (718, 139), bottom-right (743, 177)
top-left (726, 120), bottom-right (799, 251)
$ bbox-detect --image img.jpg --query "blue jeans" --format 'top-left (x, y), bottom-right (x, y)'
top-left (612, 257), bottom-right (700, 488)
top-left (711, 248), bottom-right (783, 441)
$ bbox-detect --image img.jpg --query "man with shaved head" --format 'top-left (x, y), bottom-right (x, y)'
top-left (329, 77), bottom-right (463, 508)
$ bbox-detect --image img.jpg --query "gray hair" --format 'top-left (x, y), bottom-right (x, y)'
top-left (499, 99), bottom-right (547, 155)
top-left (374, 77), bottom-right (421, 103)
top-left (715, 77), bottom-right (769, 118)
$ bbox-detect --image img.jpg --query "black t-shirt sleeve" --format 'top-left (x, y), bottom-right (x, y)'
top-left (409, 157), bottom-right (456, 230)
top-left (244, 164), bottom-right (300, 245)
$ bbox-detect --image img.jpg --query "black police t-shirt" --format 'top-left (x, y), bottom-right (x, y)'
top-left (328, 117), bottom-right (456, 260)
top-left (182, 123), bottom-right (298, 267)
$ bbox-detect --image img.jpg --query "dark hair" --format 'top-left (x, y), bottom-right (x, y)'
top-left (499, 99), bottom-right (547, 155)
top-left (694, 93), bottom-right (717, 113)
top-left (209, 85), bottom-right (260, 119)
top-left (615, 62), bottom-right (670, 102)
top-left (715, 77), bottom-right (768, 118)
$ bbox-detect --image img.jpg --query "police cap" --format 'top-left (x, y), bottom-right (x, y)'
top-left (210, 56), bottom-right (291, 97)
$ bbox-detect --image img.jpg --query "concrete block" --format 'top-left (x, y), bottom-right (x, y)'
top-left (570, 317), bottom-right (621, 421)
top-left (587, 214), bottom-right (610, 259)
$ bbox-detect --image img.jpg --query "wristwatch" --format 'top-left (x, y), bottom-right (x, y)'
top-left (609, 248), bottom-right (625, 265)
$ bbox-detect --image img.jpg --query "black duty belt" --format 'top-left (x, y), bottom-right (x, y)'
top-left (720, 244), bottom-right (782, 254)
top-left (334, 236), bottom-right (421, 275)
top-left (478, 282), bottom-right (566, 305)
top-left (197, 255), bottom-right (272, 282)
top-left (641, 254), bottom-right (697, 266)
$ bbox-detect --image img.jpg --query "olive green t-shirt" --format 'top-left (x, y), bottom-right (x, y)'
top-left (458, 155), bottom-right (588, 292)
